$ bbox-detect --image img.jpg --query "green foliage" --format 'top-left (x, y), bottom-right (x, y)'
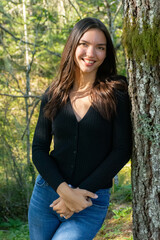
top-left (0, 218), bottom-right (24, 228)
top-left (6, 225), bottom-right (29, 240)
top-left (122, 17), bottom-right (160, 66)
top-left (0, 181), bottom-right (32, 221)
top-left (111, 162), bottom-right (132, 202)
top-left (0, 219), bottom-right (29, 240)
top-left (112, 206), bottom-right (132, 219)
top-left (112, 184), bottom-right (132, 202)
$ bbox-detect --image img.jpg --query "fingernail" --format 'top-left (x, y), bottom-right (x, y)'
top-left (50, 204), bottom-right (53, 207)
top-left (94, 194), bottom-right (98, 198)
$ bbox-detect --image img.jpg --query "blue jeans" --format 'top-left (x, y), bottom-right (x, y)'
top-left (28, 175), bottom-right (111, 240)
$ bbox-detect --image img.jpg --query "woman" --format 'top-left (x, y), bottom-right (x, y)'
top-left (28, 17), bottom-right (132, 240)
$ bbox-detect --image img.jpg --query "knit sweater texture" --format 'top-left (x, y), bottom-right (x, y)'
top-left (32, 87), bottom-right (132, 193)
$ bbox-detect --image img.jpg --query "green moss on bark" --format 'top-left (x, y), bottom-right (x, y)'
top-left (122, 17), bottom-right (160, 66)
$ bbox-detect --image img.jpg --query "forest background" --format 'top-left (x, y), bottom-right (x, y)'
top-left (0, 0), bottom-right (132, 239)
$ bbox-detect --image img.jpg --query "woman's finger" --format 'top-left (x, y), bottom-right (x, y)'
top-left (50, 198), bottom-right (60, 207)
top-left (83, 190), bottom-right (98, 199)
top-left (53, 204), bottom-right (60, 211)
top-left (60, 212), bottom-right (74, 219)
top-left (56, 208), bottom-right (72, 214)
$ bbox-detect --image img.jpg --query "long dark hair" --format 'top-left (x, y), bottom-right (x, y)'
top-left (44, 17), bottom-right (127, 120)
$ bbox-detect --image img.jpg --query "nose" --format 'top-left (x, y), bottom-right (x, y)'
top-left (86, 46), bottom-right (95, 57)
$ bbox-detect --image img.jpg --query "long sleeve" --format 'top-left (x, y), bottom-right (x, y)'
top-left (78, 91), bottom-right (132, 193)
top-left (32, 93), bottom-right (65, 191)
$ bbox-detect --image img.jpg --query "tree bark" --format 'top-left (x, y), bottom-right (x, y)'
top-left (122, 0), bottom-right (160, 239)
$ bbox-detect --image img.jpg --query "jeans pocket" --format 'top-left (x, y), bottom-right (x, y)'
top-left (36, 174), bottom-right (49, 187)
top-left (92, 188), bottom-right (111, 209)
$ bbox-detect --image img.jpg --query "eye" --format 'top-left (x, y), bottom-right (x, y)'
top-left (98, 46), bottom-right (105, 50)
top-left (79, 42), bottom-right (88, 47)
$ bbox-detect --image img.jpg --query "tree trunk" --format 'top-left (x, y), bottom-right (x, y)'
top-left (122, 0), bottom-right (160, 239)
top-left (23, 0), bottom-right (30, 166)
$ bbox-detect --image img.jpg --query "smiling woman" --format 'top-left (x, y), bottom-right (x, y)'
top-left (28, 17), bottom-right (132, 240)
top-left (74, 29), bottom-right (107, 74)
top-left (71, 28), bottom-right (107, 121)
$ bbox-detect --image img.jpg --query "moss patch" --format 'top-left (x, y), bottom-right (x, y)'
top-left (122, 17), bottom-right (160, 66)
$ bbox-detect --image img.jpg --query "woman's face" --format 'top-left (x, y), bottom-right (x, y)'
top-left (74, 28), bottom-right (107, 75)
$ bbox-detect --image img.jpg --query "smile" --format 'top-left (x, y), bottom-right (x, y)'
top-left (83, 59), bottom-right (96, 64)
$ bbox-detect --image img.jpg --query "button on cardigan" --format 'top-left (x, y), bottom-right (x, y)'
top-left (32, 89), bottom-right (132, 193)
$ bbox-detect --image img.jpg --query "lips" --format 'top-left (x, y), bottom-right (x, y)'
top-left (83, 58), bottom-right (96, 65)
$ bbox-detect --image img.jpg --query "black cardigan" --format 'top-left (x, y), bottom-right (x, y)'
top-left (32, 89), bottom-right (132, 193)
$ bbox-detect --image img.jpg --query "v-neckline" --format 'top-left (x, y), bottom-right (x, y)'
top-left (68, 98), bottom-right (92, 123)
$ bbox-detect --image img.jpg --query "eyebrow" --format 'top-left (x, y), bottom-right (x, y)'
top-left (79, 40), bottom-right (106, 46)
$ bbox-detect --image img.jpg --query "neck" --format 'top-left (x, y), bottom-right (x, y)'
top-left (73, 69), bottom-right (96, 92)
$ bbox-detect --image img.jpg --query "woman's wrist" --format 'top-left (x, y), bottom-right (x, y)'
top-left (56, 182), bottom-right (73, 199)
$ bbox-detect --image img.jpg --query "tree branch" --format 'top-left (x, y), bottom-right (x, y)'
top-left (0, 24), bottom-right (61, 57)
top-left (113, 1), bottom-right (122, 22)
top-left (26, 49), bottom-right (36, 76)
top-left (0, 93), bottom-right (41, 99)
top-left (21, 99), bottom-right (40, 140)
top-left (10, 0), bottom-right (21, 5)
top-left (68, 0), bottom-right (81, 19)
top-left (104, 0), bottom-right (115, 40)
top-left (1, 135), bottom-right (24, 188)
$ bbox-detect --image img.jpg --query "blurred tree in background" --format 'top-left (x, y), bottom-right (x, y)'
top-left (0, 0), bottom-right (125, 221)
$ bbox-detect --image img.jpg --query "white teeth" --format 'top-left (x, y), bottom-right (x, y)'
top-left (84, 59), bottom-right (94, 64)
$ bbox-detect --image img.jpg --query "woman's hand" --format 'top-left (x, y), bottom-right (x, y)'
top-left (50, 197), bottom-right (74, 219)
top-left (56, 182), bottom-right (98, 213)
